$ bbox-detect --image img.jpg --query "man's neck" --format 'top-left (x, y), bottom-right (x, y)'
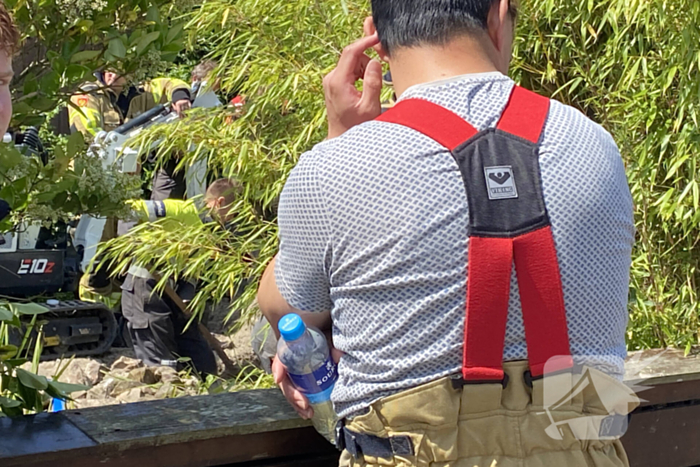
top-left (388, 35), bottom-right (504, 97)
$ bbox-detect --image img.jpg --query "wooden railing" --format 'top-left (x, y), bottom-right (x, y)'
top-left (1, 349), bottom-right (699, 467)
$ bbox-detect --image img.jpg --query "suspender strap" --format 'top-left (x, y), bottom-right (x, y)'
top-left (497, 85), bottom-right (551, 143)
top-left (462, 237), bottom-right (512, 382)
top-left (376, 98), bottom-right (478, 151)
top-left (514, 226), bottom-right (573, 377)
top-left (376, 85), bottom-right (571, 385)
top-left (497, 88), bottom-right (572, 378)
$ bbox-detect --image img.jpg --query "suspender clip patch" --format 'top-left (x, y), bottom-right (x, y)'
top-left (484, 166), bottom-right (518, 200)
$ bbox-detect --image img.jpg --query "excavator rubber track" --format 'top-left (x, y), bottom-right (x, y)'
top-left (29, 300), bottom-right (118, 360)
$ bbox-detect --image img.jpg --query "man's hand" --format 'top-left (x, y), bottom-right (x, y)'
top-left (172, 99), bottom-right (191, 117)
top-left (323, 33), bottom-right (384, 140)
top-left (272, 344), bottom-right (343, 420)
top-left (273, 356), bottom-right (313, 419)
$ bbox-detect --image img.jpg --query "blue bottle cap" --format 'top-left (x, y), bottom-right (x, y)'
top-left (278, 313), bottom-right (306, 342)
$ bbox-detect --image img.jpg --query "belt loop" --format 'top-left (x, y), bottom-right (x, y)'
top-left (451, 372), bottom-right (509, 390)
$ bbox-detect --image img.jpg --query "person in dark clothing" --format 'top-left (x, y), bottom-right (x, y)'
top-left (150, 156), bottom-right (187, 201)
top-left (0, 199), bottom-right (9, 222)
top-left (119, 198), bottom-right (217, 375)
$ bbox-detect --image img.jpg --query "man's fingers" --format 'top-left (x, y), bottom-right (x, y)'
top-left (353, 53), bottom-right (373, 81)
top-left (272, 357), bottom-right (313, 419)
top-left (272, 356), bottom-right (286, 385)
top-left (358, 59), bottom-right (383, 115)
top-left (336, 33), bottom-right (380, 77)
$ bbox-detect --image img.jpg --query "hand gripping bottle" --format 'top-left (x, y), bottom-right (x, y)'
top-left (277, 313), bottom-right (338, 444)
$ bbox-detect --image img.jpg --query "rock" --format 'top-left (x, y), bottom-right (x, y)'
top-left (71, 390), bottom-right (88, 400)
top-left (128, 367), bottom-right (159, 385)
top-left (83, 360), bottom-right (106, 386)
top-left (74, 398), bottom-right (118, 409)
top-left (141, 386), bottom-right (158, 397)
top-left (110, 356), bottom-right (144, 372)
top-left (214, 334), bottom-right (233, 350)
top-left (154, 382), bottom-right (175, 399)
top-left (87, 376), bottom-right (122, 400)
top-left (116, 388), bottom-right (147, 404)
top-left (109, 379), bottom-right (142, 397)
top-left (21, 361), bottom-right (57, 378)
top-left (155, 366), bottom-right (181, 384)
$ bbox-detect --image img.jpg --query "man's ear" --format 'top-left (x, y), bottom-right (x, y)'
top-left (487, 0), bottom-right (511, 52)
top-left (363, 16), bottom-right (390, 62)
top-left (217, 196), bottom-right (226, 208)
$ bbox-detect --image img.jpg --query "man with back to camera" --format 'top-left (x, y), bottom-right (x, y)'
top-left (258, 0), bottom-right (637, 465)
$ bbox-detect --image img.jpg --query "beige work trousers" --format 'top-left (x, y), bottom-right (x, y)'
top-left (339, 361), bottom-right (638, 467)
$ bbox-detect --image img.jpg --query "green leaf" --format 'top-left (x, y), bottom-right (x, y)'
top-left (66, 131), bottom-right (85, 160)
top-left (0, 397), bottom-right (21, 408)
top-left (49, 380), bottom-right (90, 395)
top-left (5, 358), bottom-right (29, 368)
top-left (8, 302), bottom-right (50, 315)
top-left (28, 96), bottom-right (57, 112)
top-left (15, 368), bottom-right (49, 391)
top-left (0, 345), bottom-right (18, 360)
top-left (146, 5), bottom-right (160, 23)
top-left (64, 64), bottom-right (90, 82)
top-left (70, 49), bottom-right (101, 63)
top-left (165, 23), bottom-right (184, 44)
top-left (0, 145), bottom-right (23, 170)
top-left (340, 0), bottom-right (349, 15)
top-left (0, 306), bottom-right (13, 321)
top-left (136, 31), bottom-right (160, 56)
top-left (107, 38), bottom-right (127, 59)
top-left (39, 71), bottom-right (60, 96)
top-left (22, 74), bottom-right (38, 95)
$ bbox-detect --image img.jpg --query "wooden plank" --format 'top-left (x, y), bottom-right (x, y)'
top-left (625, 349), bottom-right (700, 386)
top-left (634, 378), bottom-right (700, 408)
top-left (3, 350), bottom-right (700, 467)
top-left (623, 403), bottom-right (700, 467)
top-left (0, 412), bottom-right (96, 459)
top-left (62, 389), bottom-right (311, 449)
top-left (227, 453), bottom-right (340, 467)
top-left (1, 426), bottom-right (338, 467)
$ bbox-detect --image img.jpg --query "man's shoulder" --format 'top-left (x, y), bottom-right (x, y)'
top-left (543, 99), bottom-right (617, 151)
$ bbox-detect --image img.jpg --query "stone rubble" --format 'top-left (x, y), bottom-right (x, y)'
top-left (25, 324), bottom-right (264, 410)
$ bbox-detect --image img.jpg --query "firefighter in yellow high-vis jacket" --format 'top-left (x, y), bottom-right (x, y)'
top-left (68, 71), bottom-right (192, 138)
top-left (69, 71), bottom-right (194, 200)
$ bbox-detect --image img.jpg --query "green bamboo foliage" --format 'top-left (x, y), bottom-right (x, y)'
top-left (105, 0), bottom-right (699, 350)
top-left (513, 0), bottom-right (700, 351)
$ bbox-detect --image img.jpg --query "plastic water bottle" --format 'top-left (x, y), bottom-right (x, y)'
top-left (277, 313), bottom-right (338, 444)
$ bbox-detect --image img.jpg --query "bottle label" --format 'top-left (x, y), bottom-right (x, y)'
top-left (288, 357), bottom-right (338, 395)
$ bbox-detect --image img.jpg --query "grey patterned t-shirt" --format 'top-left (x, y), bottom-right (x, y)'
top-left (275, 72), bottom-right (634, 419)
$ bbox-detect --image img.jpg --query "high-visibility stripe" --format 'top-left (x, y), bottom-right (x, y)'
top-left (144, 201), bottom-right (158, 222)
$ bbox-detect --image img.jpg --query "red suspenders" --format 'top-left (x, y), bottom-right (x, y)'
top-left (377, 86), bottom-right (573, 385)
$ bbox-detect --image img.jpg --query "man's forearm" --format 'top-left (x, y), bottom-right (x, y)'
top-left (257, 256), bottom-right (331, 338)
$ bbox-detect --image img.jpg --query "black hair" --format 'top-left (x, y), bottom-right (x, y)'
top-left (371, 0), bottom-right (502, 55)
